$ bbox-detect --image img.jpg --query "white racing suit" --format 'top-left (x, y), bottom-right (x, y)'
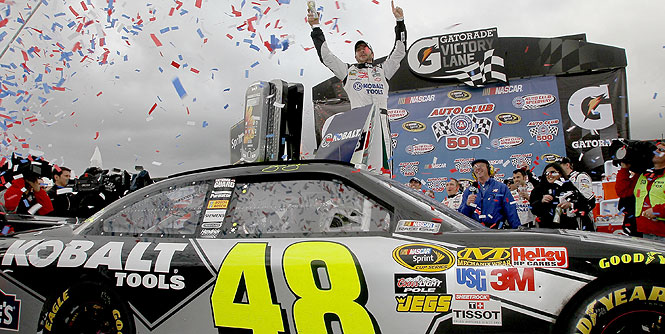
top-left (311, 20), bottom-right (406, 174)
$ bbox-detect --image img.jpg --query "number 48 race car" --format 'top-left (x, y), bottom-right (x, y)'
top-left (0, 161), bottom-right (664, 333)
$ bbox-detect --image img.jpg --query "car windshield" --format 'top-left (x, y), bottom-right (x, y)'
top-left (365, 171), bottom-right (483, 231)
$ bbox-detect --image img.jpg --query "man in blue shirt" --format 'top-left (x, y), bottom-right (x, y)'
top-left (458, 159), bottom-right (521, 229)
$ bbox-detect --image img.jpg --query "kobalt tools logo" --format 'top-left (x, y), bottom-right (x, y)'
top-left (392, 244), bottom-right (456, 272)
top-left (321, 128), bottom-right (362, 148)
top-left (406, 143), bottom-right (435, 155)
top-left (0, 289), bottom-right (20, 331)
top-left (483, 84), bottom-right (523, 96)
top-left (567, 84), bottom-right (614, 130)
top-left (512, 94), bottom-right (556, 110)
top-left (388, 109), bottom-right (409, 121)
top-left (2, 240), bottom-right (188, 290)
top-left (397, 95), bottom-right (436, 105)
top-left (511, 247), bottom-right (568, 268)
top-left (394, 274), bottom-right (446, 293)
top-left (448, 90), bottom-right (471, 101)
top-left (353, 82), bottom-right (384, 95)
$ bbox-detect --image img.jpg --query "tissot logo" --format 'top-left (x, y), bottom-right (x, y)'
top-left (567, 84), bottom-right (614, 130)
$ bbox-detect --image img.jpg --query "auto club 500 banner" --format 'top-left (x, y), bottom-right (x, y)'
top-left (388, 68), bottom-right (628, 201)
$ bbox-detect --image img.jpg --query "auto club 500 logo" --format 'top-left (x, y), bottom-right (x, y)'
top-left (406, 143), bottom-right (435, 155)
top-left (527, 119), bottom-right (559, 142)
top-left (432, 114), bottom-right (493, 150)
top-left (399, 161), bottom-right (420, 177)
top-left (512, 94), bottom-right (556, 110)
top-left (393, 244), bottom-right (456, 272)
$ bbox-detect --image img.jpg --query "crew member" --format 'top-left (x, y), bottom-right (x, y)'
top-left (512, 169), bottom-right (535, 227)
top-left (442, 178), bottom-right (463, 210)
top-left (47, 166), bottom-right (76, 217)
top-left (458, 159), bottom-right (520, 229)
top-left (4, 171), bottom-right (53, 215)
top-left (616, 142), bottom-right (665, 240)
top-left (308, 1), bottom-right (406, 174)
top-left (560, 157), bottom-right (596, 229)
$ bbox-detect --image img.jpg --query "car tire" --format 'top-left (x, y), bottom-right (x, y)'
top-left (40, 281), bottom-right (135, 334)
top-left (560, 280), bottom-right (665, 334)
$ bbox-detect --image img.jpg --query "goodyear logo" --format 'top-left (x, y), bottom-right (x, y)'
top-left (393, 244), bottom-right (455, 272)
top-left (448, 90), bottom-right (471, 101)
top-left (495, 113), bottom-right (521, 124)
top-left (457, 247), bottom-right (511, 266)
top-left (402, 121), bottom-right (426, 132)
top-left (207, 200), bottom-right (229, 210)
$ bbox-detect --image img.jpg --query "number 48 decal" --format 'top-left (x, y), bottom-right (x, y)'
top-left (211, 241), bottom-right (379, 334)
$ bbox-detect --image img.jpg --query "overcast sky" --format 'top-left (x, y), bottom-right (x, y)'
top-left (1, 0), bottom-right (664, 177)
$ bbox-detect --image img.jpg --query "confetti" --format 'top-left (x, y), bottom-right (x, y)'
top-left (150, 33), bottom-right (163, 47)
top-left (93, 132), bottom-right (99, 140)
top-left (171, 77), bottom-right (187, 98)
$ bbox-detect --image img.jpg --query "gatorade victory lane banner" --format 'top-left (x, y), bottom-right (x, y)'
top-left (388, 76), bottom-right (567, 202)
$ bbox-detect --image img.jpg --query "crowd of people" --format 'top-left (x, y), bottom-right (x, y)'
top-left (402, 141), bottom-right (665, 241)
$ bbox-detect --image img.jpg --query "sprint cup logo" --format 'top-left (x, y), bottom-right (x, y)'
top-left (495, 113), bottom-right (521, 124)
top-left (402, 121), bottom-right (426, 132)
top-left (321, 128), bottom-right (363, 148)
top-left (397, 95), bottom-right (436, 105)
top-left (448, 90), bottom-right (471, 101)
top-left (406, 143), bottom-right (435, 155)
top-left (512, 94), bottom-right (556, 110)
top-left (541, 153), bottom-right (561, 163)
top-left (388, 109), bottom-right (409, 121)
top-left (399, 161), bottom-right (419, 177)
top-left (392, 244), bottom-right (456, 272)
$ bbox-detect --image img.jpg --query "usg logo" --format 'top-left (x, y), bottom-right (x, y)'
top-left (448, 90), bottom-right (471, 101)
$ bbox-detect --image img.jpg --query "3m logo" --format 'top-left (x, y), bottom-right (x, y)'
top-left (490, 268), bottom-right (535, 292)
top-left (457, 248), bottom-right (511, 266)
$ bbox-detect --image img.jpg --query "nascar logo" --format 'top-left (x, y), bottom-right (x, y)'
top-left (483, 84), bottom-right (523, 96)
top-left (397, 95), bottom-right (436, 105)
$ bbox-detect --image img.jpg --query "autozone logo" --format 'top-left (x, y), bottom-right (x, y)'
top-left (388, 109), bottom-right (409, 121)
top-left (321, 128), bottom-right (362, 148)
top-left (511, 247), bottom-right (568, 268)
top-left (483, 84), bottom-right (523, 96)
top-left (457, 248), bottom-right (511, 266)
top-left (406, 143), bottom-right (435, 155)
top-left (512, 94), bottom-right (556, 110)
top-left (428, 103), bottom-right (495, 118)
top-left (397, 94), bottom-right (436, 105)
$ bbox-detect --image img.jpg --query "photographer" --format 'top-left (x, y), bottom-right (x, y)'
top-left (616, 141), bottom-right (665, 240)
top-left (4, 172), bottom-right (53, 215)
top-left (47, 166), bottom-right (76, 217)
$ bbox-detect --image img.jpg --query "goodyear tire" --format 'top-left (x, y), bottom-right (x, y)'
top-left (39, 281), bottom-right (135, 334)
top-left (562, 280), bottom-right (665, 334)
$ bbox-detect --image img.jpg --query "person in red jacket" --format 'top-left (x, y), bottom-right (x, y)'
top-left (615, 141), bottom-right (665, 240)
top-left (4, 172), bottom-right (53, 215)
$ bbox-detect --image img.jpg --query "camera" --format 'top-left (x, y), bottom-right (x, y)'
top-left (609, 139), bottom-right (657, 174)
top-left (10, 154), bottom-right (52, 180)
top-left (74, 167), bottom-right (131, 218)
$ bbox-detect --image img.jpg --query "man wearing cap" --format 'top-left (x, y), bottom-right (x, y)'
top-left (308, 1), bottom-right (406, 174)
top-left (408, 177), bottom-right (422, 190)
top-left (458, 159), bottom-right (520, 229)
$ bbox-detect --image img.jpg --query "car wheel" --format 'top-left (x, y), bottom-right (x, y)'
top-left (40, 281), bottom-right (135, 334)
top-left (562, 280), bottom-right (665, 334)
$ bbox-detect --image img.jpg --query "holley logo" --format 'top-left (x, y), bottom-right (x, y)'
top-left (511, 247), bottom-right (568, 268)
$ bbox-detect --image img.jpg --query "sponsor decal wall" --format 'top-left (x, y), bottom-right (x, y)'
top-left (388, 76), bottom-right (567, 201)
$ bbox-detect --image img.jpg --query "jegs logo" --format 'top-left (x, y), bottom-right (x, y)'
top-left (491, 136), bottom-right (523, 149)
top-left (399, 161), bottom-right (419, 177)
top-left (512, 94), bottom-right (556, 110)
top-left (527, 119), bottom-right (559, 142)
top-left (388, 109), bottom-right (409, 121)
top-left (406, 143), bottom-right (435, 155)
top-left (432, 114), bottom-right (492, 150)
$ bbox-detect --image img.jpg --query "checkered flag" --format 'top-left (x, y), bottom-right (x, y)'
top-left (432, 118), bottom-right (452, 142)
top-left (436, 49), bottom-right (507, 87)
top-left (528, 127), bottom-right (539, 138)
top-left (472, 115), bottom-right (493, 138)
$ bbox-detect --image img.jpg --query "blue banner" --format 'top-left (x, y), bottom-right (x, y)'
top-left (388, 76), bottom-right (566, 202)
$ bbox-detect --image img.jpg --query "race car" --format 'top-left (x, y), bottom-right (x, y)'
top-left (0, 161), bottom-right (664, 334)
